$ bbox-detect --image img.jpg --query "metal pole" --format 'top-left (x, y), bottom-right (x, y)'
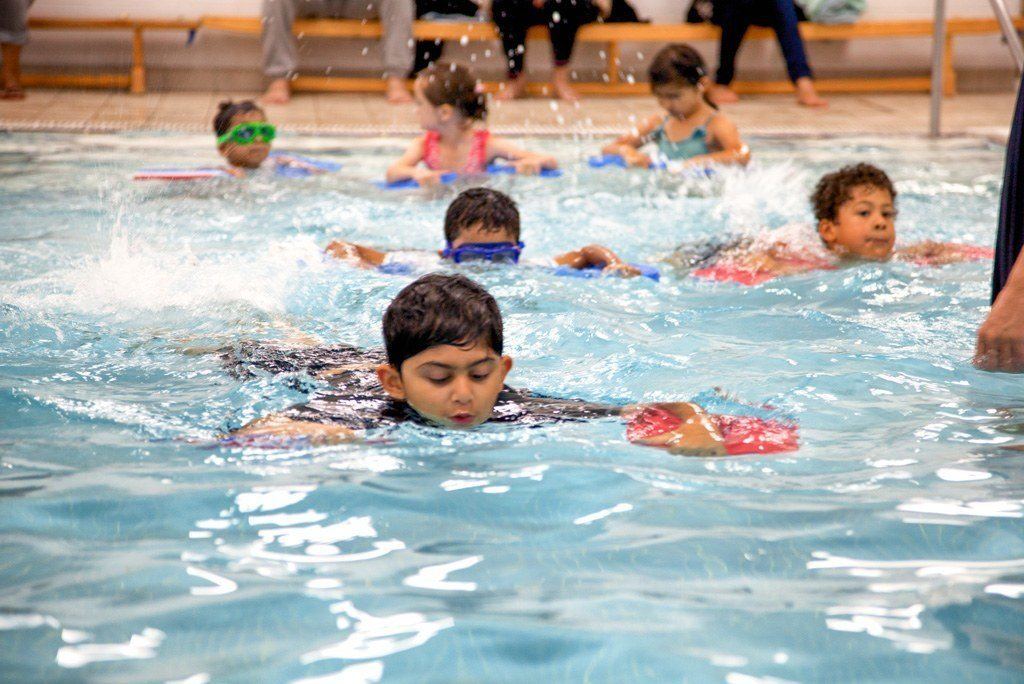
top-left (988, 0), bottom-right (1024, 72)
top-left (929, 0), bottom-right (947, 137)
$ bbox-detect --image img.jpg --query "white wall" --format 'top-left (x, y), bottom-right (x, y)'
top-left (20, 0), bottom-right (1024, 90)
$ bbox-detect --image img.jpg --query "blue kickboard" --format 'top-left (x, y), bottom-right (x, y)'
top-left (588, 154), bottom-right (666, 170)
top-left (553, 263), bottom-right (660, 282)
top-left (377, 165), bottom-right (562, 189)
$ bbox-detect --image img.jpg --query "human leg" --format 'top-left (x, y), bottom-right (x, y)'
top-left (766, 0), bottom-right (825, 106)
top-left (546, 0), bottom-right (599, 101)
top-left (412, 0), bottom-right (478, 75)
top-left (492, 0), bottom-right (537, 99)
top-left (710, 0), bottom-right (752, 104)
top-left (0, 0), bottom-right (32, 98)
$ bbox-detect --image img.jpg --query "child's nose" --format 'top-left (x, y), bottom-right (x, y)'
top-left (451, 377), bottom-right (473, 403)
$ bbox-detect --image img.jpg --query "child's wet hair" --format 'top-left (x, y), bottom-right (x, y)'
top-left (418, 62), bottom-right (487, 121)
top-left (383, 273), bottom-right (503, 370)
top-left (811, 163), bottom-right (897, 222)
top-left (649, 44), bottom-right (708, 90)
top-left (213, 100), bottom-right (266, 137)
top-left (443, 188), bottom-right (520, 243)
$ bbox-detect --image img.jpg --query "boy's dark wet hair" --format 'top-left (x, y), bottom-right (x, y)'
top-left (213, 100), bottom-right (265, 137)
top-left (649, 44), bottom-right (708, 90)
top-left (419, 62), bottom-right (487, 121)
top-left (443, 188), bottom-right (520, 243)
top-left (383, 273), bottom-right (503, 370)
top-left (811, 163), bottom-right (897, 222)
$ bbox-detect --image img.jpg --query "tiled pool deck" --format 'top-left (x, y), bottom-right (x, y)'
top-left (0, 89), bottom-right (1015, 140)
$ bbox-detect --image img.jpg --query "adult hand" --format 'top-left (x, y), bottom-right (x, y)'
top-left (975, 287), bottom-right (1024, 372)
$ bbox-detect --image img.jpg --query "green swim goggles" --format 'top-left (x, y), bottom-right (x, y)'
top-left (217, 122), bottom-right (277, 145)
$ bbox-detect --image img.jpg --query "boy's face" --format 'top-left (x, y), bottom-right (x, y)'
top-left (218, 110), bottom-right (272, 169)
top-left (377, 339), bottom-right (512, 429)
top-left (449, 222), bottom-right (517, 249)
top-left (818, 185), bottom-right (897, 260)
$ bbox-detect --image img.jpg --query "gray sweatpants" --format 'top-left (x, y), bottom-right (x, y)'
top-left (261, 0), bottom-right (414, 79)
top-left (0, 0), bottom-right (34, 45)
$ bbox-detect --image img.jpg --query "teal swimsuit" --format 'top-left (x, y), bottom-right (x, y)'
top-left (649, 114), bottom-right (715, 161)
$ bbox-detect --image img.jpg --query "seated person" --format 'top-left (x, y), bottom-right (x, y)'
top-left (325, 187), bottom-right (644, 277)
top-left (678, 163), bottom-right (994, 285)
top-left (214, 100), bottom-right (330, 176)
top-left (227, 273), bottom-right (799, 456)
top-left (387, 62), bottom-right (558, 186)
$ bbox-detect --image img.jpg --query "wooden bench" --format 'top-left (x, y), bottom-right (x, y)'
top-left (23, 17), bottom-right (200, 94)
top-left (200, 14), bottom-right (1024, 97)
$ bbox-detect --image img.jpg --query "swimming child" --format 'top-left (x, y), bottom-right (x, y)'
top-left (325, 187), bottom-right (644, 277)
top-left (214, 100), bottom-right (329, 177)
top-left (227, 273), bottom-right (799, 456)
top-left (601, 44), bottom-right (750, 170)
top-left (386, 62), bottom-right (559, 186)
top-left (684, 163), bottom-right (994, 285)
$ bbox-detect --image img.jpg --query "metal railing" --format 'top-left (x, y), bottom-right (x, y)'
top-left (930, 0), bottom-right (1024, 136)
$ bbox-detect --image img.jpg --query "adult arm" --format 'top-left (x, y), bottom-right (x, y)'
top-left (975, 248), bottom-right (1024, 372)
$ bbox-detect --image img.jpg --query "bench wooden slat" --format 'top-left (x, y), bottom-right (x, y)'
top-left (29, 18), bottom-right (199, 31)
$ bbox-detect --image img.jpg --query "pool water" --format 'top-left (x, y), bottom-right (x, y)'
top-left (1, 131), bottom-right (1023, 682)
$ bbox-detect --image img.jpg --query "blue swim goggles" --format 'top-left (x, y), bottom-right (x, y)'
top-left (441, 241), bottom-right (525, 264)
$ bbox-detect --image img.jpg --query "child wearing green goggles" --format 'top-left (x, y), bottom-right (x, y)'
top-left (214, 100), bottom-right (275, 172)
top-left (213, 100), bottom-right (333, 177)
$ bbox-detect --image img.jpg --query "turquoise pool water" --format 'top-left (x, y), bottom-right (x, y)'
top-left (1, 131), bottom-right (1022, 682)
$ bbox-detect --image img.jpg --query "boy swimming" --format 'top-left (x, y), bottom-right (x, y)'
top-left (325, 187), bottom-right (645, 277)
top-left (228, 273), bottom-right (798, 456)
top-left (683, 163), bottom-right (994, 285)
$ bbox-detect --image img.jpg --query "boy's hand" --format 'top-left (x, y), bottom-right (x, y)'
top-left (624, 403), bottom-right (727, 456)
top-left (602, 262), bottom-right (642, 278)
top-left (228, 416), bottom-right (355, 446)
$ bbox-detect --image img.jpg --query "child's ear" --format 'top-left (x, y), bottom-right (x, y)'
top-left (217, 143), bottom-right (230, 157)
top-left (438, 104), bottom-right (455, 122)
top-left (697, 75), bottom-right (710, 91)
top-left (818, 219), bottom-right (837, 245)
top-left (376, 363), bottom-right (406, 400)
top-left (498, 355), bottom-right (513, 384)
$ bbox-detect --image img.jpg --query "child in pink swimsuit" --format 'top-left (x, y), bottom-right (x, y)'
top-left (387, 62), bottom-right (558, 187)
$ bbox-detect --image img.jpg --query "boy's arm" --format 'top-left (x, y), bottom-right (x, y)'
top-left (325, 240), bottom-right (388, 267)
top-left (623, 402), bottom-right (727, 456)
top-left (386, 137), bottom-right (443, 185)
top-left (227, 414), bottom-right (357, 446)
top-left (895, 241), bottom-right (994, 266)
top-left (554, 244), bottom-right (641, 277)
top-left (487, 136), bottom-right (558, 175)
top-left (600, 114), bottom-right (661, 167)
top-left (682, 116), bottom-right (751, 168)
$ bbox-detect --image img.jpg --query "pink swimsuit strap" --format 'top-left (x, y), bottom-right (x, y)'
top-left (422, 129), bottom-right (490, 173)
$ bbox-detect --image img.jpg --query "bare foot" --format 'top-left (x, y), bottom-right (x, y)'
top-left (795, 77), bottom-right (828, 108)
top-left (708, 84), bottom-right (739, 106)
top-left (496, 75), bottom-right (529, 101)
top-left (385, 76), bottom-right (412, 104)
top-left (551, 66), bottom-right (579, 102)
top-left (262, 78), bottom-right (291, 105)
